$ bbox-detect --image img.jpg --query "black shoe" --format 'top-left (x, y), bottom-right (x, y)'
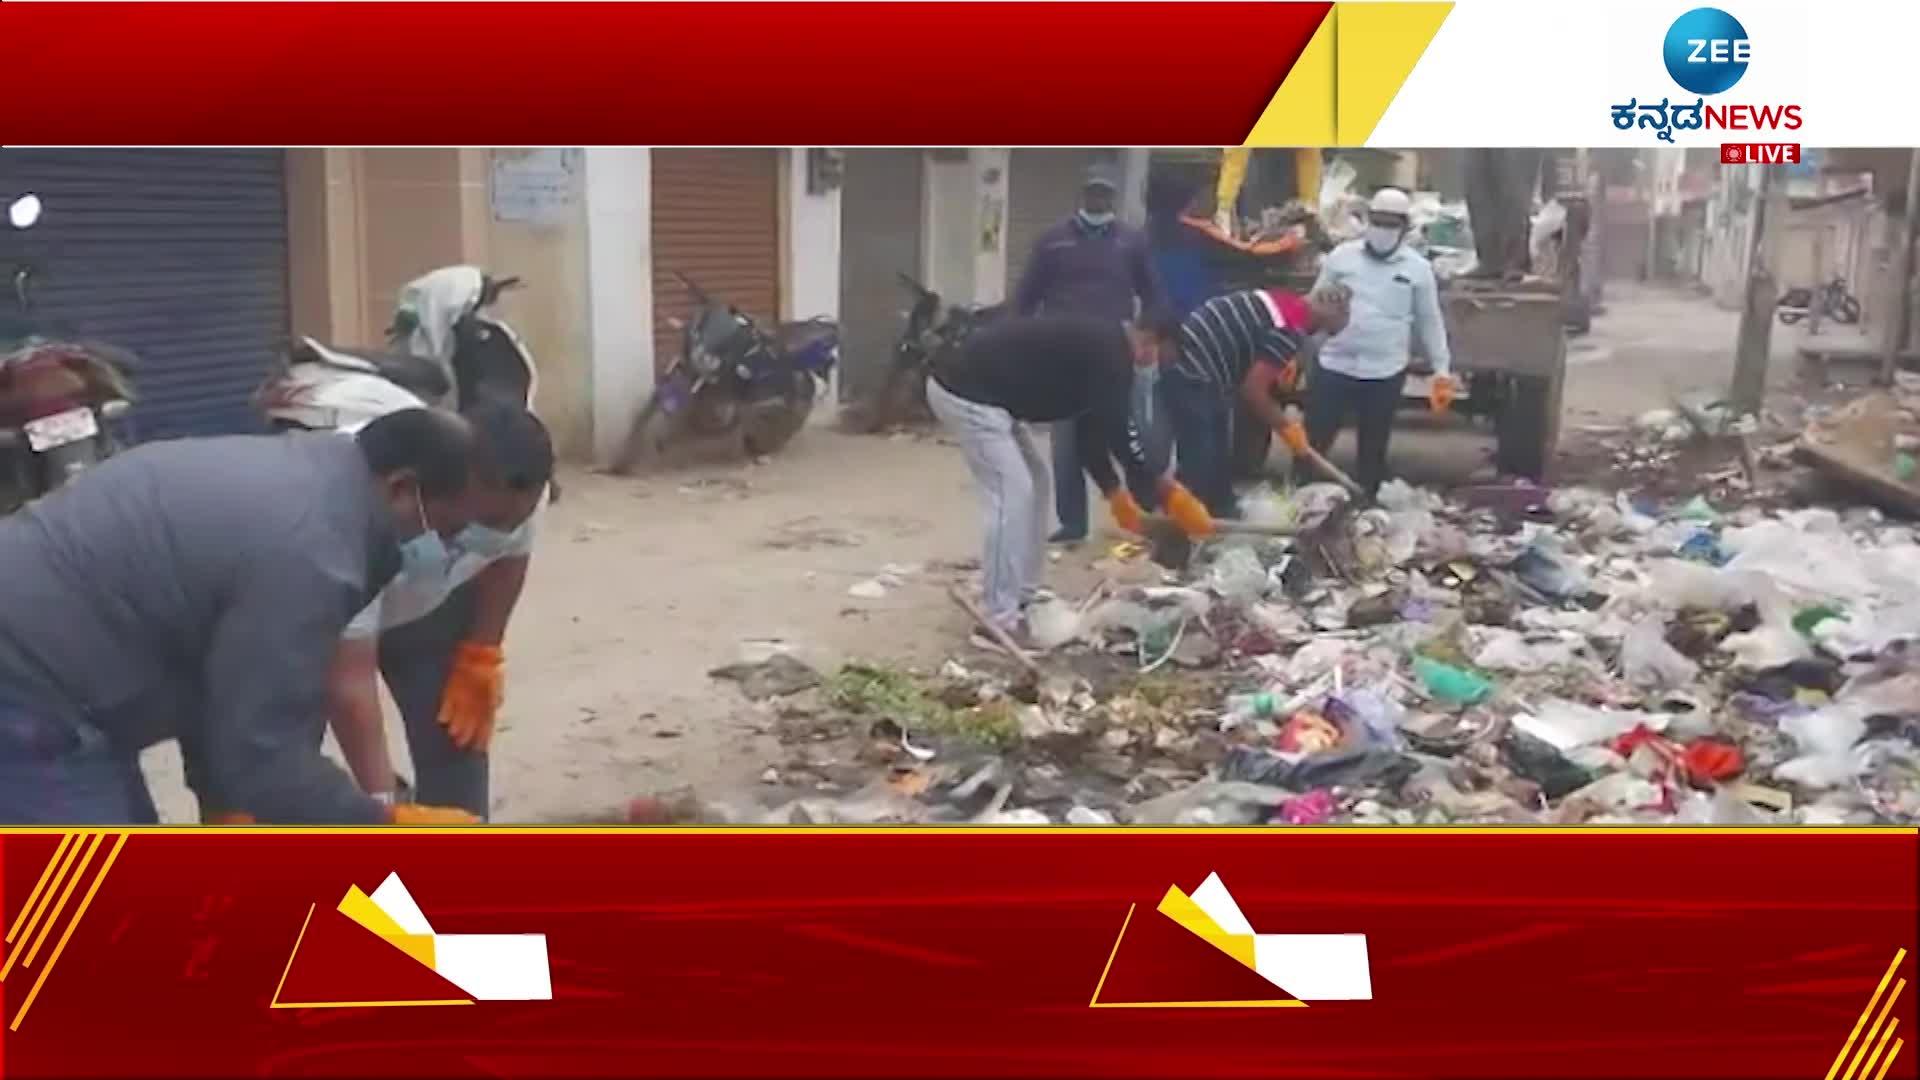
top-left (1048, 528), bottom-right (1086, 545)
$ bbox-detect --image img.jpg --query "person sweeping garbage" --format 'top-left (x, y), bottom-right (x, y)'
top-left (325, 398), bottom-right (554, 821)
top-left (1155, 282), bottom-right (1353, 518)
top-left (0, 408), bottom-right (516, 825)
top-left (927, 313), bottom-right (1214, 649)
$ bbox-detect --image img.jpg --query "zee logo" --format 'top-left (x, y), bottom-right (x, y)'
top-left (1664, 7), bottom-right (1751, 95)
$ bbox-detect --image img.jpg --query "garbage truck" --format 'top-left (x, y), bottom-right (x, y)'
top-left (1223, 148), bottom-right (1581, 483)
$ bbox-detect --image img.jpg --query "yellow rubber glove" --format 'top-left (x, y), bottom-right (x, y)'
top-left (1429, 373), bottom-right (1457, 415)
top-left (1162, 482), bottom-right (1216, 539)
top-left (389, 803), bottom-right (480, 826)
top-left (438, 642), bottom-right (505, 752)
top-left (1107, 488), bottom-right (1145, 534)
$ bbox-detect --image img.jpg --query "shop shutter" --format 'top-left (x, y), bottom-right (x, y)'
top-left (1005, 149), bottom-right (1117, 302)
top-left (650, 149), bottom-right (781, 376)
top-left (0, 149), bottom-right (288, 440)
top-left (837, 150), bottom-right (924, 403)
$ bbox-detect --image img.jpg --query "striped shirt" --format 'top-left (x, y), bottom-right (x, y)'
top-left (1169, 288), bottom-right (1310, 388)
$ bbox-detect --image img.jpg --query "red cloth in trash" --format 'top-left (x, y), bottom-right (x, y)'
top-left (1680, 739), bottom-right (1745, 786)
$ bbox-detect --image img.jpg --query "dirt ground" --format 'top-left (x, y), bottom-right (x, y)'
top-left (140, 282), bottom-right (1823, 823)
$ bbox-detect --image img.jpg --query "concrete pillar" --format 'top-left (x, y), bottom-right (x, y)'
top-left (582, 148), bottom-right (654, 466)
top-left (781, 149), bottom-right (844, 418)
top-left (922, 148), bottom-right (1010, 308)
top-left (284, 148), bottom-right (364, 344)
top-left (1119, 148), bottom-right (1152, 226)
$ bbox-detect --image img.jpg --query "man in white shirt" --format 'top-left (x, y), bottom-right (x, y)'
top-left (327, 399), bottom-right (553, 820)
top-left (1306, 187), bottom-right (1457, 502)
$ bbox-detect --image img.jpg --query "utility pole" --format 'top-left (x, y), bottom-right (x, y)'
top-left (1882, 147), bottom-right (1920, 385)
top-left (1729, 164), bottom-right (1779, 415)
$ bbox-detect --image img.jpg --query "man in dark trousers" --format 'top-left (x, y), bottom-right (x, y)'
top-left (926, 314), bottom-right (1212, 645)
top-left (1157, 283), bottom-right (1352, 518)
top-left (0, 409), bottom-right (523, 825)
top-left (1012, 163), bottom-right (1165, 545)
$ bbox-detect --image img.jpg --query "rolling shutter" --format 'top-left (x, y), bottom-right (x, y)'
top-left (650, 149), bottom-right (781, 376)
top-left (1006, 149), bottom-right (1117, 300)
top-left (837, 150), bottom-right (924, 403)
top-left (0, 149), bottom-right (288, 440)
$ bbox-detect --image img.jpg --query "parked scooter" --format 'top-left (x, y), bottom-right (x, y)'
top-left (1, 194), bottom-right (140, 513)
top-left (857, 272), bottom-right (1001, 433)
top-left (612, 273), bottom-right (837, 470)
top-left (255, 265), bottom-right (537, 431)
top-left (1777, 277), bottom-right (1862, 326)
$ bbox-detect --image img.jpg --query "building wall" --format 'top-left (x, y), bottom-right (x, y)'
top-left (582, 149), bottom-right (654, 465)
top-left (782, 149), bottom-right (843, 418)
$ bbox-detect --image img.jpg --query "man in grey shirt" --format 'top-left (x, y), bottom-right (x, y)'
top-left (0, 409), bottom-right (502, 825)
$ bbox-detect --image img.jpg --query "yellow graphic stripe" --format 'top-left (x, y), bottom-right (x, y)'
top-left (1858, 1019), bottom-right (1899, 1080)
top-left (1088, 901), bottom-right (1305, 1010)
top-left (5, 832), bottom-right (75, 945)
top-left (1244, 2), bottom-right (1453, 147)
top-left (270, 901), bottom-right (470, 1010)
top-left (1871, 1039), bottom-right (1903, 1080)
top-left (22, 833), bottom-right (102, 970)
top-left (1827, 950), bottom-right (1909, 1080)
top-left (9, 833), bottom-right (126, 1031)
top-left (337, 885), bottom-right (436, 970)
top-left (1155, 885), bottom-right (1255, 969)
top-left (1, 831), bottom-right (88, 982)
top-left (1843, 979), bottom-right (1907, 1080)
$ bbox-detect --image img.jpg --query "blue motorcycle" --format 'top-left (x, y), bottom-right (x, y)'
top-left (614, 273), bottom-right (838, 469)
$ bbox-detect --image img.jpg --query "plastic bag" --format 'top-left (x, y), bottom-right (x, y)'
top-left (1511, 535), bottom-right (1590, 599)
top-left (1621, 615), bottom-right (1698, 690)
top-left (1472, 629), bottom-right (1579, 673)
top-left (1026, 597), bottom-right (1083, 650)
top-left (1208, 548), bottom-right (1270, 603)
top-left (1513, 700), bottom-right (1662, 752)
top-left (1412, 656), bottom-right (1494, 706)
top-left (1775, 706), bottom-right (1870, 789)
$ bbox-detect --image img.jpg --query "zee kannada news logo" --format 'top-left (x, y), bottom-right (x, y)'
top-left (1611, 6), bottom-right (1803, 149)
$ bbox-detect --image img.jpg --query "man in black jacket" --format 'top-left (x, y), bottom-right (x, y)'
top-left (926, 314), bottom-right (1212, 644)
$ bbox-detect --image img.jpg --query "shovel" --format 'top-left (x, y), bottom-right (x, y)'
top-left (1140, 515), bottom-right (1298, 572)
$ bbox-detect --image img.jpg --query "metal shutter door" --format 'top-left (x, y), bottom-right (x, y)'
top-left (650, 149), bottom-right (781, 376)
top-left (0, 149), bottom-right (288, 440)
top-left (837, 150), bottom-right (924, 403)
top-left (1006, 149), bottom-right (1116, 300)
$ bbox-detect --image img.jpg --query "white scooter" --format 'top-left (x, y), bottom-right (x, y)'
top-left (256, 265), bottom-right (537, 432)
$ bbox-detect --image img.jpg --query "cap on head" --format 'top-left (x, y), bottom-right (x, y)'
top-left (1083, 164), bottom-right (1120, 193)
top-left (1368, 187), bottom-right (1413, 218)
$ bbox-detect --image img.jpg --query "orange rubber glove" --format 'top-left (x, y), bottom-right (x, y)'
top-left (202, 811), bottom-right (255, 826)
top-left (1162, 482), bottom-right (1216, 539)
top-left (1429, 373), bottom-right (1457, 414)
top-left (1279, 416), bottom-right (1311, 455)
top-left (389, 803), bottom-right (481, 826)
top-left (438, 642), bottom-right (505, 752)
top-left (1107, 488), bottom-right (1145, 534)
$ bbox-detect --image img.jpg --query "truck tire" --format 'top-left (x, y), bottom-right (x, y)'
top-left (1494, 372), bottom-right (1563, 481)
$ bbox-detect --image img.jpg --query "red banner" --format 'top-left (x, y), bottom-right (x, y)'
top-left (0, 2), bottom-right (1328, 145)
top-left (1, 828), bottom-right (1916, 1078)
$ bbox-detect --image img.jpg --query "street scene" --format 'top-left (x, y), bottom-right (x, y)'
top-left (2, 147), bottom-right (1917, 827)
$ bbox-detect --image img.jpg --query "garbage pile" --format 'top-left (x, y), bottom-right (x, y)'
top-left (670, 476), bottom-right (1919, 828)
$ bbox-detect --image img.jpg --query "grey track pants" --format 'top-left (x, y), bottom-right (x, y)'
top-left (926, 376), bottom-right (1050, 629)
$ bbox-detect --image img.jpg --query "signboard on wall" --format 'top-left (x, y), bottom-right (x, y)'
top-left (491, 149), bottom-right (581, 225)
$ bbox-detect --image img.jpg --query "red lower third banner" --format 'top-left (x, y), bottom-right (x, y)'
top-left (0, 828), bottom-right (1916, 1079)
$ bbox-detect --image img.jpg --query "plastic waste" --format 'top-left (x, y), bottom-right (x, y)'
top-left (1127, 779), bottom-right (1294, 826)
top-left (1025, 597), bottom-right (1083, 650)
top-left (1675, 788), bottom-right (1774, 826)
top-left (1675, 495), bottom-right (1719, 523)
top-left (1472, 628), bottom-right (1579, 673)
top-left (1775, 706), bottom-right (1869, 789)
top-left (1222, 691), bottom-right (1280, 730)
top-left (1327, 687), bottom-right (1407, 748)
top-left (1066, 806), bottom-right (1117, 826)
top-left (1208, 547), bottom-right (1271, 603)
top-left (1621, 615), bottom-right (1699, 690)
top-left (1277, 789), bottom-right (1338, 825)
top-left (1501, 732), bottom-right (1595, 800)
top-left (1412, 656), bottom-right (1494, 706)
top-left (1513, 700), bottom-right (1663, 752)
top-left (1510, 536), bottom-right (1590, 600)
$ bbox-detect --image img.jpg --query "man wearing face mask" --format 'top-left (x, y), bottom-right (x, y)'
top-left (1012, 163), bottom-right (1166, 545)
top-left (0, 409), bottom-right (494, 825)
top-left (1305, 186), bottom-right (1456, 501)
top-left (325, 399), bottom-right (554, 821)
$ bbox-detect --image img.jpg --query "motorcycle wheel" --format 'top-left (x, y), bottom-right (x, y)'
top-left (610, 397), bottom-right (673, 475)
top-left (1777, 309), bottom-right (1805, 325)
top-left (1832, 296), bottom-right (1862, 325)
top-left (742, 375), bottom-right (815, 458)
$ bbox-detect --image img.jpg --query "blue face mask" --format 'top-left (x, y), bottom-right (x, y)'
top-left (457, 522), bottom-right (520, 561)
top-left (1078, 209), bottom-right (1116, 230)
top-left (400, 489), bottom-right (458, 580)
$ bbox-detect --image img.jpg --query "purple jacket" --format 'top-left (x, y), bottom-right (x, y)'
top-left (1012, 217), bottom-right (1165, 326)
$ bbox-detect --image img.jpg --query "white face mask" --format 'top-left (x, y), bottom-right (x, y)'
top-left (1364, 225), bottom-right (1402, 256)
top-left (1078, 209), bottom-right (1116, 229)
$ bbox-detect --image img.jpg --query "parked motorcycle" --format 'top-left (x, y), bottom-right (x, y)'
top-left (1, 194), bottom-right (139, 513)
top-left (857, 272), bottom-right (1001, 433)
top-left (255, 265), bottom-right (537, 431)
top-left (1777, 277), bottom-right (1862, 326)
top-left (613, 273), bottom-right (837, 470)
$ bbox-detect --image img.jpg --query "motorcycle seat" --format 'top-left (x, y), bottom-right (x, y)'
top-left (772, 320), bottom-right (838, 354)
top-left (292, 337), bottom-right (452, 401)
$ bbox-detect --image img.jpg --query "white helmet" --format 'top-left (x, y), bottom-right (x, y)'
top-left (1368, 187), bottom-right (1413, 217)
